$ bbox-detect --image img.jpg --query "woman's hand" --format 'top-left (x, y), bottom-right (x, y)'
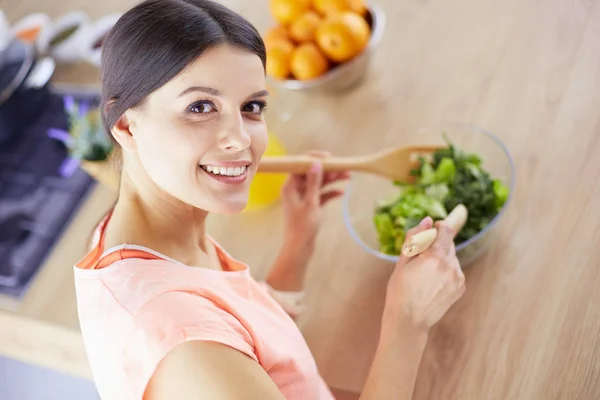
top-left (360, 218), bottom-right (465, 400)
top-left (383, 217), bottom-right (466, 332)
top-left (266, 151), bottom-right (349, 292)
top-left (281, 151), bottom-right (350, 254)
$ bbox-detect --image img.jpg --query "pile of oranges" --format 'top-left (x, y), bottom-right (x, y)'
top-left (265, 0), bottom-right (371, 81)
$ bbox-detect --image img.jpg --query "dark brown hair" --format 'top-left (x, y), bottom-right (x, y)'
top-left (100, 0), bottom-right (266, 136)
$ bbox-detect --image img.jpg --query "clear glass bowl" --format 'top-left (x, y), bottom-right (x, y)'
top-left (342, 123), bottom-right (515, 267)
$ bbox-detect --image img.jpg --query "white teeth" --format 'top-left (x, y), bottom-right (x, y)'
top-left (201, 165), bottom-right (247, 177)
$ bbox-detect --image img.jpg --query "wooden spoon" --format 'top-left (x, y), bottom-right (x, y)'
top-left (258, 144), bottom-right (442, 183)
top-left (401, 204), bottom-right (469, 258)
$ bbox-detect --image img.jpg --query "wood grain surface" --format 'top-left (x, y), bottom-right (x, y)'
top-left (3, 0), bottom-right (600, 398)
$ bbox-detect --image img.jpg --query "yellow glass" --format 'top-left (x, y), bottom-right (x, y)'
top-left (245, 132), bottom-right (288, 211)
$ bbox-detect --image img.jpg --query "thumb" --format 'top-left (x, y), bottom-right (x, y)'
top-left (304, 161), bottom-right (323, 204)
top-left (397, 217), bottom-right (434, 265)
top-left (282, 175), bottom-right (302, 204)
top-left (404, 217), bottom-right (434, 241)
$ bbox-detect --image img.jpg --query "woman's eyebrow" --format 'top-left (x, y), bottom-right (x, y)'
top-left (178, 86), bottom-right (221, 97)
top-left (178, 87), bottom-right (269, 99)
top-left (249, 90), bottom-right (269, 98)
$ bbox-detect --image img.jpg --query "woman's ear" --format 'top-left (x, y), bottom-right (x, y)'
top-left (111, 111), bottom-right (137, 151)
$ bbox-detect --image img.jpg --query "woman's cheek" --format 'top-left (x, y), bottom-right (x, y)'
top-left (250, 122), bottom-right (269, 156)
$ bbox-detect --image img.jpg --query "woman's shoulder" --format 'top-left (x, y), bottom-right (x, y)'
top-left (75, 256), bottom-right (257, 358)
top-left (76, 263), bottom-right (259, 400)
top-left (74, 256), bottom-right (180, 314)
top-left (74, 247), bottom-right (251, 315)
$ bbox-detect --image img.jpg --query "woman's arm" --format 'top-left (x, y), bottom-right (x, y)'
top-left (262, 244), bottom-right (311, 319)
top-left (145, 221), bottom-right (462, 400)
top-left (268, 157), bottom-right (348, 292)
top-left (265, 241), bottom-right (310, 292)
top-left (357, 219), bottom-right (466, 400)
top-left (359, 314), bottom-right (429, 400)
top-left (145, 317), bottom-right (428, 400)
top-left (145, 341), bottom-right (286, 400)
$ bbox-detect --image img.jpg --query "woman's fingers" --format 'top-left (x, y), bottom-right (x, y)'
top-left (305, 150), bottom-right (350, 186)
top-left (304, 162), bottom-right (324, 205)
top-left (323, 170), bottom-right (350, 186)
top-left (298, 170), bottom-right (349, 188)
top-left (430, 221), bottom-right (456, 256)
top-left (284, 150), bottom-right (349, 205)
top-left (405, 217), bottom-right (434, 240)
top-left (282, 175), bottom-right (302, 204)
top-left (320, 189), bottom-right (344, 205)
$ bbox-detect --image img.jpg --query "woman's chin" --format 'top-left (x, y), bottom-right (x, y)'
top-left (217, 203), bottom-right (247, 215)
top-left (207, 197), bottom-right (249, 215)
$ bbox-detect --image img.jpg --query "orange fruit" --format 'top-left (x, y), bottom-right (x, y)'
top-left (290, 42), bottom-right (329, 80)
top-left (266, 38), bottom-right (295, 80)
top-left (313, 0), bottom-right (367, 16)
top-left (315, 11), bottom-right (370, 63)
top-left (264, 25), bottom-right (291, 47)
top-left (270, 0), bottom-right (312, 25)
top-left (289, 11), bottom-right (322, 43)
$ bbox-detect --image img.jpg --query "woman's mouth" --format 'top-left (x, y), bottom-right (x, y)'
top-left (199, 164), bottom-right (250, 184)
top-left (201, 165), bottom-right (247, 177)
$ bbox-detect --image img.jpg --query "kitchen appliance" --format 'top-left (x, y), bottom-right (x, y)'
top-left (0, 36), bottom-right (55, 144)
top-left (0, 86), bottom-right (98, 298)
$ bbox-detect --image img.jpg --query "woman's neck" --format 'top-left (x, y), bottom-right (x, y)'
top-left (103, 166), bottom-right (217, 269)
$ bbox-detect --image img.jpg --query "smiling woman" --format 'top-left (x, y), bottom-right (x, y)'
top-left (101, 2), bottom-right (269, 215)
top-left (108, 45), bottom-right (269, 215)
top-left (74, 1), bottom-right (341, 399)
top-left (73, 1), bottom-right (466, 400)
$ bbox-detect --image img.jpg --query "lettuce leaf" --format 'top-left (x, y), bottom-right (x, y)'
top-left (373, 139), bottom-right (510, 254)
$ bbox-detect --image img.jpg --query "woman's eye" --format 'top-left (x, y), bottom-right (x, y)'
top-left (188, 101), bottom-right (217, 114)
top-left (242, 101), bottom-right (267, 114)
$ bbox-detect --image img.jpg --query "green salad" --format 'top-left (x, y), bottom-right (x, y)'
top-left (374, 141), bottom-right (510, 255)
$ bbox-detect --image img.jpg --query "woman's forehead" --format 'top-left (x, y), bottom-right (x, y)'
top-left (159, 45), bottom-right (266, 99)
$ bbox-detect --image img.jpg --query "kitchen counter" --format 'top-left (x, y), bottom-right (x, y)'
top-left (3, 0), bottom-right (600, 398)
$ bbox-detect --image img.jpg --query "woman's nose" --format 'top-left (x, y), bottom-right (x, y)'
top-left (218, 114), bottom-right (251, 151)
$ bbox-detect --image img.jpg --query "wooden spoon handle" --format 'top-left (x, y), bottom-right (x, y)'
top-left (258, 155), bottom-right (365, 174)
top-left (444, 204), bottom-right (469, 231)
top-left (401, 204), bottom-right (469, 257)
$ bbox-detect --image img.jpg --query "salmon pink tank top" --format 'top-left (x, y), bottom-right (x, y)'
top-left (74, 214), bottom-right (334, 400)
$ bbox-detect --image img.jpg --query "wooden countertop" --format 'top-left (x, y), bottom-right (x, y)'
top-left (4, 0), bottom-right (600, 398)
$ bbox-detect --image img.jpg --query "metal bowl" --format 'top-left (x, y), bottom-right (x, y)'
top-left (269, 2), bottom-right (386, 93)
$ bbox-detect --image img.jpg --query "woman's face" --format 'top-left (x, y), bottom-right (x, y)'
top-left (121, 44), bottom-right (269, 214)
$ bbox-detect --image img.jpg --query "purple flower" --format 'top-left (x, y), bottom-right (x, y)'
top-left (62, 96), bottom-right (76, 113)
top-left (59, 157), bottom-right (81, 177)
top-left (78, 101), bottom-right (90, 117)
top-left (47, 128), bottom-right (74, 146)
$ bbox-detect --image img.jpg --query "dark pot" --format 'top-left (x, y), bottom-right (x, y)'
top-left (0, 38), bottom-right (55, 145)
